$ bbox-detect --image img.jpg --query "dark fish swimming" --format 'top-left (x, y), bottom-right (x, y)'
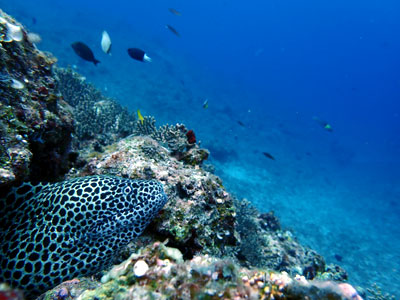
top-left (262, 152), bottom-right (275, 160)
top-left (71, 41), bottom-right (100, 65)
top-left (127, 48), bottom-right (152, 62)
top-left (313, 116), bottom-right (333, 132)
top-left (166, 24), bottom-right (181, 37)
top-left (237, 120), bottom-right (245, 127)
top-left (0, 175), bottom-right (167, 298)
top-left (168, 8), bottom-right (182, 16)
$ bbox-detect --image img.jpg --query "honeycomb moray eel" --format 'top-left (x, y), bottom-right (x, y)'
top-left (0, 175), bottom-right (168, 298)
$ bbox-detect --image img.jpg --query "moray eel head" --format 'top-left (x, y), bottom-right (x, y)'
top-left (0, 175), bottom-right (168, 299)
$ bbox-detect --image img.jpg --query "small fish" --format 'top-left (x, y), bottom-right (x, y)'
top-left (313, 116), bottom-right (333, 132)
top-left (262, 152), bottom-right (275, 160)
top-left (137, 109), bottom-right (144, 124)
top-left (334, 254), bottom-right (343, 262)
top-left (101, 30), bottom-right (112, 55)
top-left (237, 120), bottom-right (245, 127)
top-left (168, 8), bottom-right (182, 16)
top-left (166, 25), bottom-right (180, 37)
top-left (127, 48), bottom-right (152, 62)
top-left (203, 99), bottom-right (209, 109)
top-left (71, 41), bottom-right (100, 65)
top-left (27, 32), bottom-right (41, 44)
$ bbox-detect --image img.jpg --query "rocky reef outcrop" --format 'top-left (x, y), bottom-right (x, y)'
top-left (0, 10), bottom-right (74, 185)
top-left (71, 134), bottom-right (344, 284)
top-left (39, 242), bottom-right (362, 300)
top-left (55, 68), bottom-right (136, 151)
top-left (0, 9), bottom-right (378, 300)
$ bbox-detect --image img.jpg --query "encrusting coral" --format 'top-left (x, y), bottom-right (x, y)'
top-left (0, 9), bottom-right (74, 185)
top-left (41, 241), bottom-right (364, 300)
top-left (71, 134), bottom-right (347, 283)
top-left (55, 68), bottom-right (136, 150)
top-left (133, 115), bottom-right (157, 136)
top-left (134, 116), bottom-right (209, 165)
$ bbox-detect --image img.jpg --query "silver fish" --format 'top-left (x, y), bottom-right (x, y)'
top-left (101, 30), bottom-right (112, 55)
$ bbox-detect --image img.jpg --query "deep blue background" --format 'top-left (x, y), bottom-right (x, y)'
top-left (2, 0), bottom-right (399, 297)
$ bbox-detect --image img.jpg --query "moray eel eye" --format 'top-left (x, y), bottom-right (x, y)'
top-left (124, 186), bottom-right (131, 194)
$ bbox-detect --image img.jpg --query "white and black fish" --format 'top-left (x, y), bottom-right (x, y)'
top-left (101, 30), bottom-right (111, 55)
top-left (127, 48), bottom-right (152, 62)
top-left (0, 175), bottom-right (167, 298)
top-left (71, 41), bottom-right (100, 65)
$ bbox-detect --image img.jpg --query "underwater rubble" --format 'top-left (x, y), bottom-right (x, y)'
top-left (0, 8), bottom-right (388, 300)
top-left (39, 241), bottom-right (362, 300)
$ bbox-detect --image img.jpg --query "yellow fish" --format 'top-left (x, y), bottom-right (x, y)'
top-left (137, 109), bottom-right (144, 124)
top-left (313, 116), bottom-right (333, 132)
top-left (203, 99), bottom-right (209, 109)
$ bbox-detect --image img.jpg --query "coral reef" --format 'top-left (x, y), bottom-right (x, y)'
top-left (0, 7), bottom-right (206, 186)
top-left (41, 241), bottom-right (363, 300)
top-left (55, 68), bottom-right (136, 150)
top-left (0, 9), bottom-right (388, 300)
top-left (134, 117), bottom-right (209, 165)
top-left (0, 10), bottom-right (74, 186)
top-left (152, 123), bottom-right (189, 154)
top-left (71, 135), bottom-right (237, 258)
top-left (133, 116), bottom-right (157, 136)
top-left (235, 199), bottom-right (344, 281)
top-left (366, 283), bottom-right (396, 300)
top-left (71, 134), bottom-right (343, 282)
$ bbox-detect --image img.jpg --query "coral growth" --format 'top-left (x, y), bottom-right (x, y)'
top-left (133, 115), bottom-right (157, 137)
top-left (0, 9), bottom-right (74, 185)
top-left (235, 199), bottom-right (336, 281)
top-left (133, 116), bottom-right (208, 165)
top-left (153, 123), bottom-right (189, 154)
top-left (55, 68), bottom-right (136, 150)
top-left (72, 134), bottom-right (343, 282)
top-left (186, 129), bottom-right (196, 144)
top-left (42, 241), bottom-right (363, 300)
top-left (367, 283), bottom-right (396, 300)
top-left (72, 135), bottom-right (236, 258)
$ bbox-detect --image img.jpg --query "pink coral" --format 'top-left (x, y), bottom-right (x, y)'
top-left (338, 283), bottom-right (363, 300)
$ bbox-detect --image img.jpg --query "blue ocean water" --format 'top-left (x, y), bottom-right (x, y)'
top-left (2, 0), bottom-right (399, 297)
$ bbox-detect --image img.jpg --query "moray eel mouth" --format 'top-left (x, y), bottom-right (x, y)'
top-left (0, 175), bottom-right (168, 298)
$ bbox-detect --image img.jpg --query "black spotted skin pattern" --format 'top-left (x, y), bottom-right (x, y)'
top-left (0, 175), bottom-right (167, 298)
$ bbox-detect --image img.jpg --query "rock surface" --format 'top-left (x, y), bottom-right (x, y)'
top-left (0, 9), bottom-right (74, 186)
top-left (71, 134), bottom-right (346, 283)
top-left (40, 242), bottom-right (362, 300)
